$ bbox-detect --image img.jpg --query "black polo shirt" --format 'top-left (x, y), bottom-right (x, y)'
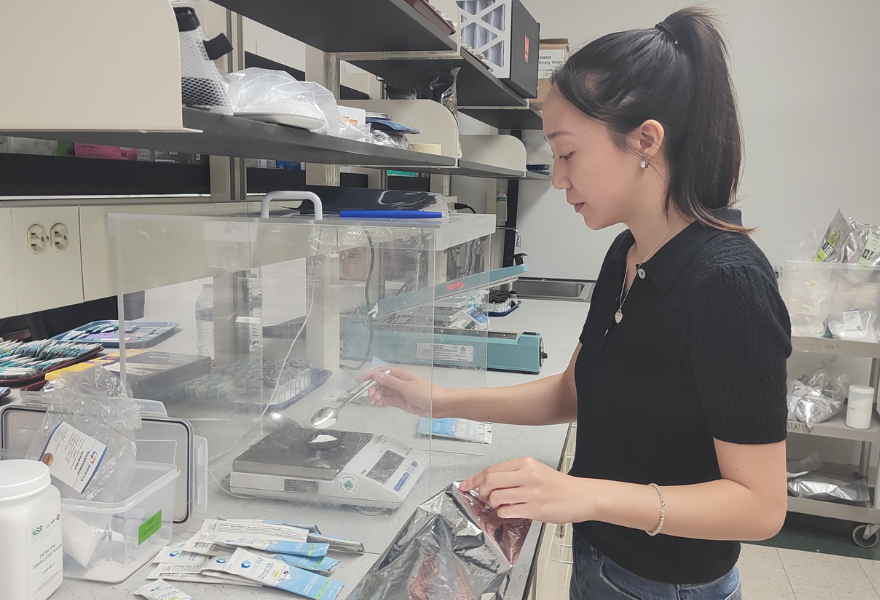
top-left (570, 209), bottom-right (791, 584)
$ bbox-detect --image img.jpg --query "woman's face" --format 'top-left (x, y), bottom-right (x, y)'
top-left (543, 86), bottom-right (644, 230)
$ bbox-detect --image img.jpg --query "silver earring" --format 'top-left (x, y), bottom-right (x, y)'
top-left (640, 157), bottom-right (649, 169)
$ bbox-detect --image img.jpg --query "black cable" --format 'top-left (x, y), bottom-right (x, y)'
top-left (454, 202), bottom-right (477, 214)
top-left (341, 229), bottom-right (375, 371)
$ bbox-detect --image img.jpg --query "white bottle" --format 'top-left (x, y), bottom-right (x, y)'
top-left (0, 460), bottom-right (63, 600)
top-left (195, 283), bottom-right (214, 359)
top-left (846, 385), bottom-right (875, 429)
top-left (495, 191), bottom-right (508, 225)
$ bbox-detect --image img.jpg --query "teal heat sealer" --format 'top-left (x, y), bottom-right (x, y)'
top-left (341, 265), bottom-right (547, 374)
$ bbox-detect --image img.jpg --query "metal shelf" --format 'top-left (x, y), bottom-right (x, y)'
top-left (349, 50), bottom-right (528, 108)
top-left (460, 105), bottom-right (544, 130)
top-left (788, 496), bottom-right (880, 525)
top-left (423, 160), bottom-right (526, 179)
top-left (213, 0), bottom-right (457, 53)
top-left (791, 336), bottom-right (880, 359)
top-left (2, 109), bottom-right (457, 169)
top-left (525, 171), bottom-right (551, 181)
top-left (788, 412), bottom-right (880, 443)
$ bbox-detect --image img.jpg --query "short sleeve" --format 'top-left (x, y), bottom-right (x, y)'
top-left (688, 265), bottom-right (792, 444)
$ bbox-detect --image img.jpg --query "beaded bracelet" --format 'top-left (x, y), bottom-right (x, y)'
top-left (646, 483), bottom-right (666, 536)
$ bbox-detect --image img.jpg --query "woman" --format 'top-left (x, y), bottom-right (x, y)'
top-left (361, 7), bottom-right (791, 599)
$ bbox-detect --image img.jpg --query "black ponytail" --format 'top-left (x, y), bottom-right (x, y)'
top-left (551, 6), bottom-right (749, 234)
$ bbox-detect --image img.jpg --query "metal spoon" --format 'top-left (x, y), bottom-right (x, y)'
top-left (310, 369), bottom-right (390, 429)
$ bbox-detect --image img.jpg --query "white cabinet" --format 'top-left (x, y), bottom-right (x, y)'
top-left (0, 209), bottom-right (16, 316)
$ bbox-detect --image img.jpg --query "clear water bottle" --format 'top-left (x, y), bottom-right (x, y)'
top-left (195, 283), bottom-right (214, 359)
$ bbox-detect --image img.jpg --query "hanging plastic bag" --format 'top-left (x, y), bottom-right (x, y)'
top-left (780, 261), bottom-right (835, 338)
top-left (787, 362), bottom-right (848, 430)
top-left (347, 482), bottom-right (532, 600)
top-left (26, 367), bottom-right (140, 503)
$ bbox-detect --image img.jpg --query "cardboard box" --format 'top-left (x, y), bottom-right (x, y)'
top-left (531, 38), bottom-right (570, 107)
top-left (338, 105), bottom-right (367, 129)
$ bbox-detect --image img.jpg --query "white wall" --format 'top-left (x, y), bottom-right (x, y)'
top-left (516, 0), bottom-right (880, 279)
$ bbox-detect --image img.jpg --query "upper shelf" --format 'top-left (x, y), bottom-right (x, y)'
top-left (213, 0), bottom-right (457, 53)
top-left (460, 105), bottom-right (544, 130)
top-left (1, 109), bottom-right (456, 169)
top-left (791, 336), bottom-right (880, 359)
top-left (348, 49), bottom-right (528, 108)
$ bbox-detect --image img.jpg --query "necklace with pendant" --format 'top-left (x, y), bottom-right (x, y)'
top-left (615, 225), bottom-right (673, 324)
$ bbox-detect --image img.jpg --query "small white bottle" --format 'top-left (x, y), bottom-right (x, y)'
top-left (195, 283), bottom-right (214, 359)
top-left (0, 460), bottom-right (63, 600)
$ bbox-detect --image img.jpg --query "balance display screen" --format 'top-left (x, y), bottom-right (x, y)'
top-left (366, 450), bottom-right (405, 483)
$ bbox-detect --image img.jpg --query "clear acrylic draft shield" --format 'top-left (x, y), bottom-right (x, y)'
top-left (111, 212), bottom-right (491, 551)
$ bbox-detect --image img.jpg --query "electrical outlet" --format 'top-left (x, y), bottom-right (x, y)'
top-left (49, 223), bottom-right (69, 252)
top-left (27, 224), bottom-right (48, 254)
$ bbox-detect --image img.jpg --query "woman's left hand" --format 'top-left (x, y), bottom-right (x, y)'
top-left (459, 457), bottom-right (592, 524)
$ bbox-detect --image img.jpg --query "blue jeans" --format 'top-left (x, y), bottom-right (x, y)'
top-left (569, 531), bottom-right (742, 600)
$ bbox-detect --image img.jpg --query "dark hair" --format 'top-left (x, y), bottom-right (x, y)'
top-left (550, 7), bottom-right (749, 233)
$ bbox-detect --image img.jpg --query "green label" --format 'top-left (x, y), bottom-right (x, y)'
top-left (138, 510), bottom-right (162, 545)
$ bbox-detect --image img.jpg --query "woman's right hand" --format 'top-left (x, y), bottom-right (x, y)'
top-left (357, 367), bottom-right (444, 417)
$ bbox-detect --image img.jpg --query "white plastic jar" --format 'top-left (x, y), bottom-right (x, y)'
top-left (0, 460), bottom-right (64, 600)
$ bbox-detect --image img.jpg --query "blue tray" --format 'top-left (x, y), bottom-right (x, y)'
top-left (488, 301), bottom-right (521, 317)
top-left (52, 320), bottom-right (180, 349)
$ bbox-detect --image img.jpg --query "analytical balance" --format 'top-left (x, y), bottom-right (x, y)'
top-left (229, 424), bottom-right (426, 510)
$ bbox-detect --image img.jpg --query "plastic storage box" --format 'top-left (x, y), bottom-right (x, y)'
top-left (60, 461), bottom-right (179, 583)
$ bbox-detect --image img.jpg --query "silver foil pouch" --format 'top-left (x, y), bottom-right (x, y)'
top-left (348, 482), bottom-right (533, 600)
top-left (787, 368), bottom-right (846, 430)
top-left (789, 474), bottom-right (869, 502)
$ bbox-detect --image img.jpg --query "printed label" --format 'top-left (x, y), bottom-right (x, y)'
top-left (445, 280), bottom-right (465, 292)
top-left (40, 421), bottom-right (107, 493)
top-left (135, 579), bottom-right (193, 600)
top-left (339, 475), bottom-right (358, 495)
top-left (858, 234), bottom-right (880, 266)
top-left (524, 36), bottom-right (530, 62)
top-left (200, 519), bottom-right (308, 542)
top-left (417, 343), bottom-right (475, 363)
top-left (843, 309), bottom-right (864, 331)
top-left (139, 511), bottom-right (163, 545)
top-left (29, 511), bottom-right (62, 597)
top-left (539, 48), bottom-right (567, 78)
top-left (787, 421), bottom-right (810, 435)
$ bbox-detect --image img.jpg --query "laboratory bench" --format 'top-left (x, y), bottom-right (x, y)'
top-left (6, 299), bottom-right (589, 600)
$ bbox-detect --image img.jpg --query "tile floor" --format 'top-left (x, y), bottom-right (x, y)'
top-left (739, 543), bottom-right (880, 599)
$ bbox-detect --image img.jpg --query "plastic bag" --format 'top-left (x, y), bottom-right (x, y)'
top-left (814, 210), bottom-right (849, 263)
top-left (27, 367), bottom-right (140, 503)
top-left (224, 68), bottom-right (327, 131)
top-left (787, 362), bottom-right (848, 430)
top-left (348, 482), bottom-right (532, 600)
top-left (789, 474), bottom-right (870, 502)
top-left (370, 128), bottom-right (412, 151)
top-left (787, 451), bottom-right (823, 478)
top-left (780, 261), bottom-right (835, 338)
top-left (826, 283), bottom-right (880, 342)
top-left (841, 217), bottom-right (880, 283)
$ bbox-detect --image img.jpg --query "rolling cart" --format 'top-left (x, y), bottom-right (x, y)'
top-left (787, 336), bottom-right (880, 547)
